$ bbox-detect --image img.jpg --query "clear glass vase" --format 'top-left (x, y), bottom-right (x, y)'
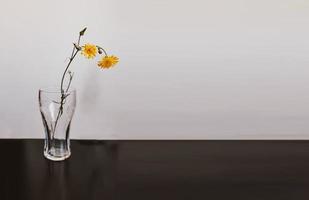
top-left (39, 87), bottom-right (76, 161)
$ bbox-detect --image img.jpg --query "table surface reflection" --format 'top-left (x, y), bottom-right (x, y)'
top-left (1, 139), bottom-right (309, 200)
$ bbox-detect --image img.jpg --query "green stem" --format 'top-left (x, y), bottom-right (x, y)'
top-left (97, 46), bottom-right (108, 56)
top-left (53, 50), bottom-right (78, 137)
top-left (53, 37), bottom-right (82, 139)
top-left (66, 72), bottom-right (74, 93)
top-left (60, 50), bottom-right (79, 93)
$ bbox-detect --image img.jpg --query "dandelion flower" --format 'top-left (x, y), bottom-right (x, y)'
top-left (81, 44), bottom-right (97, 59)
top-left (98, 55), bottom-right (119, 69)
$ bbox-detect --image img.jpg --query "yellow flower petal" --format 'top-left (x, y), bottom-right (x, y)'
top-left (98, 55), bottom-right (119, 69)
top-left (81, 44), bottom-right (97, 59)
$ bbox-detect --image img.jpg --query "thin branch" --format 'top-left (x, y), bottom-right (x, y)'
top-left (97, 45), bottom-right (108, 56)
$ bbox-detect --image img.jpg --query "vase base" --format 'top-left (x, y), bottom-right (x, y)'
top-left (44, 148), bottom-right (71, 161)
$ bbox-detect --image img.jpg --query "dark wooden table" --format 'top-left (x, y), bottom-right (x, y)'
top-left (1, 140), bottom-right (309, 200)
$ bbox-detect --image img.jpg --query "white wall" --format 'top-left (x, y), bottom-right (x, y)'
top-left (0, 0), bottom-right (308, 139)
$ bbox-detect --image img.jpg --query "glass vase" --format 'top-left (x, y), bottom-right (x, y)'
top-left (39, 87), bottom-right (76, 161)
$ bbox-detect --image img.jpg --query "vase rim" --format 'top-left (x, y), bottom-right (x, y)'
top-left (39, 86), bottom-right (76, 94)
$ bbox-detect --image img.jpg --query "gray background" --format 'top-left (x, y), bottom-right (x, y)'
top-left (0, 0), bottom-right (308, 139)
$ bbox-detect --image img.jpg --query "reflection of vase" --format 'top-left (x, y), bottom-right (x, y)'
top-left (39, 87), bottom-right (76, 161)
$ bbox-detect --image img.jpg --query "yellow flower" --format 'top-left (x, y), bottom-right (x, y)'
top-left (81, 44), bottom-right (97, 59)
top-left (98, 55), bottom-right (119, 69)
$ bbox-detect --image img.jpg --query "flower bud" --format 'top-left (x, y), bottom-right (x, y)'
top-left (79, 27), bottom-right (87, 36)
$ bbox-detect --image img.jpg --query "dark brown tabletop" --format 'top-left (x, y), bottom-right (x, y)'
top-left (1, 139), bottom-right (309, 200)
